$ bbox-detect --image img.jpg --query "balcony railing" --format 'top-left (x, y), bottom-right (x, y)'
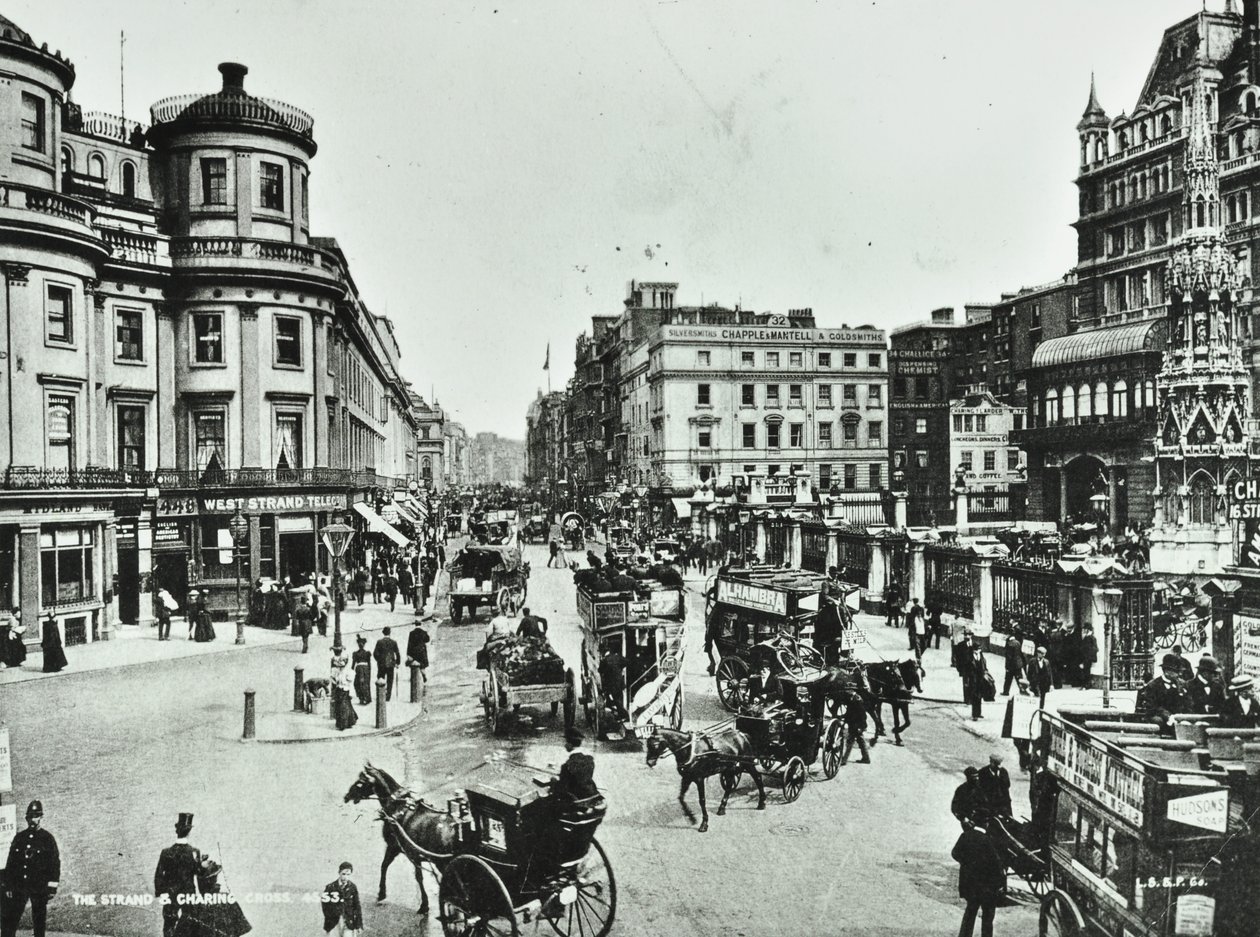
top-left (100, 227), bottom-right (169, 267)
top-left (149, 93), bottom-right (314, 139)
top-left (2, 466), bottom-right (409, 492)
top-left (1081, 128), bottom-right (1183, 173)
top-left (170, 236), bottom-right (342, 277)
top-left (0, 183), bottom-right (95, 227)
top-left (2, 466), bottom-right (151, 490)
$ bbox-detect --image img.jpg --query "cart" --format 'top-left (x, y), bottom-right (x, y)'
top-left (447, 545), bottom-right (529, 623)
top-left (650, 539), bottom-right (682, 564)
top-left (480, 637), bottom-right (577, 735)
top-left (607, 525), bottom-right (636, 562)
top-left (576, 585), bottom-right (686, 741)
top-left (523, 515), bottom-right (549, 544)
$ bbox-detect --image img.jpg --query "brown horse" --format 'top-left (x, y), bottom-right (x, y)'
top-left (343, 763), bottom-right (460, 914)
top-left (645, 726), bottom-right (766, 832)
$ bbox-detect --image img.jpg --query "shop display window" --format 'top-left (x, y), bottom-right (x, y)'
top-left (39, 527), bottom-right (95, 606)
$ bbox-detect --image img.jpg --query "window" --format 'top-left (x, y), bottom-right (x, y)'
top-left (767, 423), bottom-right (781, 448)
top-left (914, 377), bottom-right (929, 400)
top-left (765, 352), bottom-right (780, 368)
top-left (961, 450), bottom-right (973, 470)
top-left (843, 353), bottom-right (857, 368)
top-left (843, 421), bottom-right (858, 444)
top-left (844, 464), bottom-right (857, 489)
top-left (893, 416), bottom-right (905, 436)
top-left (697, 383), bottom-right (711, 406)
top-left (766, 385), bottom-right (780, 405)
top-left (260, 161), bottom-right (285, 210)
top-left (40, 528), bottom-right (94, 606)
top-left (868, 421), bottom-right (882, 445)
top-left (869, 464), bottom-right (881, 488)
top-left (193, 313), bottom-right (224, 363)
top-left (916, 450), bottom-right (928, 468)
top-left (818, 423), bottom-right (832, 448)
top-left (698, 428), bottom-right (712, 449)
top-left (983, 450), bottom-right (996, 472)
top-left (46, 285), bottom-right (73, 344)
top-left (275, 413), bottom-right (304, 469)
top-left (115, 309), bottom-right (143, 361)
top-left (21, 92), bottom-right (44, 152)
top-left (193, 411), bottom-right (226, 472)
top-left (789, 351), bottom-right (803, 367)
top-left (741, 384), bottom-right (755, 406)
top-left (819, 464), bottom-right (832, 489)
top-left (1007, 450), bottom-right (1020, 470)
top-left (789, 384), bottom-right (803, 405)
top-left (768, 464), bottom-right (782, 477)
top-left (201, 157), bottom-right (227, 205)
top-left (975, 415), bottom-right (987, 432)
top-left (697, 350), bottom-right (711, 366)
top-left (893, 377), bottom-right (907, 398)
top-left (893, 451), bottom-right (905, 469)
top-left (868, 384), bottom-right (882, 405)
top-left (88, 154), bottom-right (106, 180)
top-left (868, 353), bottom-right (881, 368)
top-left (47, 397), bottom-right (75, 470)
top-left (275, 316), bottom-right (302, 367)
top-left (742, 424), bottom-right (756, 448)
top-left (818, 352), bottom-right (831, 368)
top-left (915, 418), bottom-right (927, 434)
top-left (953, 415), bottom-right (963, 432)
top-left (117, 406), bottom-right (145, 470)
top-left (741, 351), bottom-right (755, 367)
top-left (964, 415), bottom-right (974, 432)
top-left (60, 147), bottom-right (73, 175)
top-left (1112, 380), bottom-right (1129, 418)
top-left (199, 517), bottom-right (234, 579)
top-left (843, 384), bottom-right (857, 405)
top-left (790, 423), bottom-right (803, 447)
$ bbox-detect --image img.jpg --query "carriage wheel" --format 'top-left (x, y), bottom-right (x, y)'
top-left (781, 756), bottom-right (806, 803)
top-left (715, 657), bottom-right (749, 713)
top-left (719, 767), bottom-right (742, 793)
top-left (484, 671), bottom-right (504, 735)
top-left (1028, 869), bottom-right (1052, 898)
top-left (563, 668), bottom-right (578, 730)
top-left (669, 684), bottom-right (684, 731)
top-left (439, 854), bottom-right (519, 937)
top-left (1038, 891), bottom-right (1083, 937)
top-left (703, 575), bottom-right (717, 619)
top-left (449, 596), bottom-right (463, 624)
top-left (545, 838), bottom-right (616, 937)
top-left (821, 720), bottom-right (843, 780)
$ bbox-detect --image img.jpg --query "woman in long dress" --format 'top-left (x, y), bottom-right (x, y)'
top-left (174, 854), bottom-right (251, 937)
top-left (331, 650), bottom-right (358, 731)
top-left (192, 595), bottom-right (216, 643)
top-left (3, 608), bottom-right (26, 668)
top-left (351, 635), bottom-right (373, 706)
top-left (41, 614), bottom-right (67, 673)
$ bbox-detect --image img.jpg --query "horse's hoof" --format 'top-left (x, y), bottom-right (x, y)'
top-left (716, 808), bottom-right (726, 816)
top-left (698, 824), bottom-right (708, 833)
top-left (418, 905), bottom-right (429, 916)
top-left (895, 739), bottom-right (904, 746)
top-left (903, 719), bottom-right (912, 729)
top-left (757, 803), bottom-right (766, 810)
top-left (870, 737), bottom-right (878, 746)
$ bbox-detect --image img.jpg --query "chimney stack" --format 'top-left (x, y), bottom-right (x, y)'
top-left (219, 62), bottom-right (248, 93)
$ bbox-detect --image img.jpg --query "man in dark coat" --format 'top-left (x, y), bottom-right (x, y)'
top-left (951, 767), bottom-right (982, 828)
top-left (373, 627), bottom-right (402, 701)
top-left (1001, 636), bottom-right (1025, 695)
top-left (812, 601), bottom-right (843, 666)
top-left (1025, 645), bottom-right (1055, 710)
top-left (517, 608), bottom-right (546, 641)
top-left (1076, 625), bottom-right (1098, 687)
top-left (1167, 644), bottom-right (1195, 684)
top-left (1136, 654), bottom-right (1192, 729)
top-left (154, 812), bottom-right (200, 937)
top-left (961, 638), bottom-right (990, 720)
top-left (2, 800), bottom-right (60, 937)
top-left (598, 645), bottom-right (629, 722)
top-left (320, 861), bottom-right (363, 936)
top-left (884, 579), bottom-right (903, 628)
top-left (952, 811), bottom-right (1005, 937)
top-left (976, 754), bottom-right (1012, 818)
top-left (553, 727), bottom-right (598, 805)
top-left (1187, 654), bottom-right (1226, 715)
top-left (1223, 676), bottom-right (1260, 728)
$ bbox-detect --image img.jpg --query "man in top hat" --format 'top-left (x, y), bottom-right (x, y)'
top-left (552, 727), bottom-right (598, 805)
top-left (154, 813), bottom-right (201, 937)
top-left (1223, 675), bottom-right (1260, 729)
top-left (1136, 654), bottom-right (1192, 729)
top-left (1187, 654), bottom-right (1226, 715)
top-left (1167, 644), bottom-right (1194, 684)
top-left (2, 800), bottom-right (60, 937)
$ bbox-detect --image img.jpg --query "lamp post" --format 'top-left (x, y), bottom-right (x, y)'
top-left (1092, 585), bottom-right (1124, 709)
top-left (228, 506), bottom-right (250, 643)
top-left (319, 518), bottom-right (355, 650)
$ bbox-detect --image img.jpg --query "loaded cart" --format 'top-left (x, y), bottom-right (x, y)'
top-left (447, 544), bottom-right (529, 622)
top-left (480, 634), bottom-right (577, 736)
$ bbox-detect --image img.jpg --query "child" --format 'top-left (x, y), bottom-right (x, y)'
top-left (321, 861), bottom-right (363, 936)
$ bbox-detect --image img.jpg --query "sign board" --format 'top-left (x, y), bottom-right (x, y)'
top-left (154, 520), bottom-right (187, 546)
top-left (660, 325), bottom-right (884, 345)
top-left (201, 494), bottom-right (346, 514)
top-left (0, 727), bottom-right (10, 793)
top-left (158, 496), bottom-right (198, 516)
top-left (716, 579), bottom-right (789, 617)
top-left (1007, 695), bottom-right (1038, 741)
top-left (1166, 789), bottom-right (1229, 833)
top-left (1237, 615), bottom-right (1260, 684)
top-left (0, 804), bottom-right (15, 871)
top-left (839, 628), bottom-right (868, 650)
top-left (1046, 720), bottom-right (1146, 828)
top-left (1173, 894), bottom-right (1215, 937)
top-left (629, 600), bottom-right (651, 622)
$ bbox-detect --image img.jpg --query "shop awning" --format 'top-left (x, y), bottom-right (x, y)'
top-left (404, 496), bottom-right (429, 521)
top-left (392, 500), bottom-right (421, 525)
top-left (352, 501), bottom-right (409, 547)
top-left (671, 498), bottom-right (693, 518)
top-left (1030, 319), bottom-right (1163, 369)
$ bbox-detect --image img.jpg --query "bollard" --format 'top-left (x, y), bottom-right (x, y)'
top-left (235, 617), bottom-right (245, 646)
top-left (243, 689), bottom-right (256, 739)
top-left (376, 678), bottom-right (388, 729)
top-left (293, 667), bottom-right (305, 712)
top-left (409, 663), bottom-right (422, 704)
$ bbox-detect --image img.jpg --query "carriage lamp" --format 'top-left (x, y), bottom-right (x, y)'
top-left (320, 519), bottom-right (355, 649)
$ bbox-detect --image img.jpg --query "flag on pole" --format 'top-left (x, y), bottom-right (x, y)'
top-left (543, 343), bottom-right (550, 371)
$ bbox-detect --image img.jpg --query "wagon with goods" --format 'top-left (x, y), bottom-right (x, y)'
top-left (446, 544), bottom-right (529, 623)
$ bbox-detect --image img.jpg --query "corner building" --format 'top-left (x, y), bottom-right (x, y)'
top-left (0, 17), bottom-right (421, 649)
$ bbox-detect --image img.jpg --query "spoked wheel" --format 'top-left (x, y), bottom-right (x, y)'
top-left (703, 576), bottom-right (717, 619)
top-left (719, 767), bottom-right (742, 793)
top-left (484, 670), bottom-right (503, 735)
top-left (715, 657), bottom-right (748, 713)
top-left (668, 685), bottom-right (684, 731)
top-left (1038, 891), bottom-right (1082, 937)
top-left (781, 756), bottom-right (806, 803)
top-left (439, 855), bottom-right (519, 937)
top-left (545, 838), bottom-right (617, 937)
top-left (563, 668), bottom-right (578, 730)
top-left (582, 664), bottom-right (601, 739)
top-left (1028, 870), bottom-right (1053, 898)
top-left (821, 720), bottom-right (843, 779)
top-left (449, 596), bottom-right (462, 623)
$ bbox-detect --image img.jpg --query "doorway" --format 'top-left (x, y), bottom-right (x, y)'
top-left (152, 553), bottom-right (189, 615)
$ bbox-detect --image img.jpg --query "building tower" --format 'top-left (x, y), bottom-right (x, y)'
top-left (1150, 62), bottom-right (1252, 575)
top-left (1076, 73), bottom-right (1110, 168)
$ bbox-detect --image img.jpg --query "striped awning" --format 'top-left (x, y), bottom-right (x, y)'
top-left (352, 501), bottom-right (409, 547)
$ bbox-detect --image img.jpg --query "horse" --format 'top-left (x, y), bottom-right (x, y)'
top-left (645, 726), bottom-right (766, 833)
top-left (819, 659), bottom-right (886, 736)
top-left (343, 763), bottom-right (461, 915)
top-left (865, 659), bottom-right (920, 745)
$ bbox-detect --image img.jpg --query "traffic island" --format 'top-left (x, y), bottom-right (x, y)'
top-left (250, 695), bottom-right (425, 743)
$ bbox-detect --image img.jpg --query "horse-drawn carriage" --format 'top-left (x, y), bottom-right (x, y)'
top-left (704, 567), bottom-right (830, 712)
top-left (447, 544), bottom-right (529, 623)
top-left (576, 585), bottom-right (686, 740)
top-left (479, 635), bottom-right (577, 736)
top-left (346, 761), bottom-right (616, 937)
top-left (607, 525), bottom-right (636, 562)
top-left (522, 514), bottom-right (549, 544)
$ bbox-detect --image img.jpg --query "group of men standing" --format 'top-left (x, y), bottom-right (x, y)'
top-left (1137, 649), bottom-right (1259, 729)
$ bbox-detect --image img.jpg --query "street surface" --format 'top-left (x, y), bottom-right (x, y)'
top-left (5, 541), bottom-right (1038, 936)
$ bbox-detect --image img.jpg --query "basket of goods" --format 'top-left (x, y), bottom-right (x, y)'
top-left (490, 634), bottom-right (566, 685)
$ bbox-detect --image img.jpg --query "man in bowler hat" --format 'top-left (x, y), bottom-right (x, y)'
top-left (154, 813), bottom-right (201, 937)
top-left (2, 800), bottom-right (60, 937)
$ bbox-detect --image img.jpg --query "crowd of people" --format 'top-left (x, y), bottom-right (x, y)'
top-left (1136, 649), bottom-right (1259, 729)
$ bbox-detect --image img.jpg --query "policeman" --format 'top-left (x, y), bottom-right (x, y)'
top-left (2, 800), bottom-right (60, 937)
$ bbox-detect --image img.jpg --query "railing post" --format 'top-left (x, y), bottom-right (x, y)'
top-left (293, 667), bottom-right (305, 712)
top-left (376, 679), bottom-right (388, 729)
top-left (243, 689), bottom-right (256, 740)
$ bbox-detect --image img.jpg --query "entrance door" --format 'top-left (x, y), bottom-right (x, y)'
top-left (277, 516), bottom-right (317, 583)
top-left (153, 553), bottom-right (189, 615)
top-left (118, 544), bottom-right (140, 624)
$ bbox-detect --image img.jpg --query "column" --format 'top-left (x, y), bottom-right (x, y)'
top-left (908, 542), bottom-right (926, 607)
top-left (239, 304), bottom-right (261, 467)
top-left (87, 282), bottom-right (105, 465)
top-left (1059, 470), bottom-right (1069, 524)
top-left (235, 151), bottom-right (253, 237)
top-left (155, 304), bottom-right (178, 468)
top-left (100, 520), bottom-right (117, 641)
top-left (754, 518), bottom-right (767, 563)
top-left (136, 512), bottom-right (155, 627)
top-left (955, 486), bottom-right (969, 529)
top-left (975, 557), bottom-right (994, 641)
top-left (787, 520), bottom-right (802, 568)
top-left (824, 532), bottom-right (839, 573)
top-left (248, 514), bottom-right (262, 586)
top-left (1108, 470), bottom-right (1119, 532)
top-left (313, 311), bottom-right (330, 467)
top-left (893, 492), bottom-right (907, 529)
top-left (19, 525), bottom-right (40, 634)
top-left (868, 540), bottom-right (886, 596)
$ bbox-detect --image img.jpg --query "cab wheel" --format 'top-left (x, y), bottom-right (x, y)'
top-left (449, 597), bottom-right (463, 624)
top-left (715, 657), bottom-right (748, 713)
top-left (781, 756), bottom-right (806, 803)
top-left (1038, 890), bottom-right (1083, 937)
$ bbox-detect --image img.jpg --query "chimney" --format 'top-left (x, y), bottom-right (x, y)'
top-left (219, 62), bottom-right (248, 93)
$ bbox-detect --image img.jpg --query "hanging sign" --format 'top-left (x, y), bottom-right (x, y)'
top-left (0, 804), bottom-right (15, 871)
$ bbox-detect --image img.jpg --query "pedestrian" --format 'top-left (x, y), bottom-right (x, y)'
top-left (179, 855), bottom-right (251, 937)
top-left (548, 539), bottom-right (562, 569)
top-left (906, 598), bottom-right (927, 660)
top-left (383, 570), bottom-right (399, 613)
top-left (951, 767), bottom-right (982, 829)
top-left (704, 610), bottom-right (726, 676)
top-left (154, 812), bottom-right (200, 937)
top-left (353, 567), bottom-right (369, 607)
top-left (351, 635), bottom-right (373, 705)
top-left (1167, 644), bottom-right (1195, 684)
top-left (39, 614), bottom-right (67, 673)
top-left (1187, 654), bottom-right (1226, 714)
top-left (1077, 624), bottom-right (1098, 688)
top-left (2, 800), bottom-right (60, 937)
top-left (406, 619), bottom-right (430, 684)
top-left (1025, 645), bottom-right (1055, 710)
top-left (1001, 635), bottom-right (1025, 696)
top-left (961, 636), bottom-right (991, 721)
top-left (320, 861), bottom-right (364, 937)
top-left (294, 594), bottom-right (314, 654)
top-left (373, 627), bottom-right (401, 701)
top-left (976, 753), bottom-right (1012, 818)
top-left (951, 809), bottom-right (1005, 937)
top-left (315, 578), bottom-right (332, 637)
top-left (927, 604), bottom-right (945, 650)
top-left (839, 690), bottom-right (871, 765)
top-left (155, 588), bottom-right (176, 641)
top-left (1136, 654), bottom-right (1192, 729)
top-left (1223, 675), bottom-right (1260, 728)
top-left (884, 579), bottom-right (902, 628)
top-left (396, 564), bottom-right (414, 611)
top-left (1001, 678), bottom-right (1035, 771)
top-left (332, 648), bottom-right (358, 731)
top-left (191, 593), bottom-right (216, 643)
top-left (3, 607), bottom-right (27, 669)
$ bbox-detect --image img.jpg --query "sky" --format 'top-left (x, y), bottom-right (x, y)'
top-left (14, 0), bottom-right (1202, 437)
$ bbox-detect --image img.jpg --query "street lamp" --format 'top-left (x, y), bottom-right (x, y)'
top-left (228, 507), bottom-right (250, 644)
top-left (1092, 585), bottom-right (1124, 709)
top-left (320, 518), bottom-right (355, 650)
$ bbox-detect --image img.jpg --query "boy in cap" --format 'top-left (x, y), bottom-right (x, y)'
top-left (2, 800), bottom-right (60, 937)
top-left (1187, 654), bottom-right (1225, 715)
top-left (154, 813), bottom-right (200, 937)
top-left (951, 767), bottom-right (982, 828)
top-left (321, 861), bottom-right (363, 936)
top-left (977, 753), bottom-right (1012, 818)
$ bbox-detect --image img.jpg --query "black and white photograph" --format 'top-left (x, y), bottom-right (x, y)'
top-left (2, 1), bottom-right (1260, 935)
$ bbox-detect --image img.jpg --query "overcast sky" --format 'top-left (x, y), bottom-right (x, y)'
top-left (16, 0), bottom-right (1199, 437)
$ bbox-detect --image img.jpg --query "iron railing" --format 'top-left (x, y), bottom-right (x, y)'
top-left (2, 466), bottom-right (409, 492)
top-left (150, 93), bottom-right (314, 138)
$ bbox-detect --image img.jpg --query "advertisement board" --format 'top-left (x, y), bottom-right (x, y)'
top-left (716, 579), bottom-right (788, 616)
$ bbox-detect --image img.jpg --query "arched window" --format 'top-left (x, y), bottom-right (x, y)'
top-left (1062, 386), bottom-right (1076, 423)
top-left (1118, 130), bottom-right (1129, 151)
top-left (1161, 114), bottom-right (1173, 136)
top-left (1111, 379), bottom-right (1129, 418)
top-left (1077, 383), bottom-right (1092, 420)
top-left (60, 147), bottom-right (73, 176)
top-left (1242, 191), bottom-right (1250, 220)
top-left (1141, 123), bottom-right (1150, 143)
top-left (1196, 196), bottom-right (1206, 227)
top-left (1188, 474), bottom-right (1215, 525)
top-left (1094, 381), bottom-right (1109, 418)
top-left (1044, 389), bottom-right (1059, 426)
top-left (1128, 177), bottom-right (1138, 202)
top-left (1138, 174), bottom-right (1146, 199)
top-left (1094, 138), bottom-right (1106, 162)
top-left (1228, 195), bottom-right (1237, 223)
top-left (88, 154), bottom-right (106, 180)
top-left (121, 162), bottom-right (136, 198)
